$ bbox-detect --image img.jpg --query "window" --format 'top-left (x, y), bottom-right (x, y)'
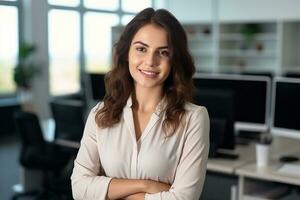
top-left (47, 0), bottom-right (153, 95)
top-left (48, 0), bottom-right (79, 7)
top-left (84, 0), bottom-right (118, 11)
top-left (48, 9), bottom-right (80, 95)
top-left (84, 12), bottom-right (119, 73)
top-left (121, 0), bottom-right (151, 13)
top-left (0, 2), bottom-right (19, 95)
top-left (121, 14), bottom-right (134, 25)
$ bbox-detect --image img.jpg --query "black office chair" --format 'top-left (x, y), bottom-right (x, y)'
top-left (49, 98), bottom-right (85, 143)
top-left (12, 111), bottom-right (72, 200)
top-left (0, 102), bottom-right (21, 135)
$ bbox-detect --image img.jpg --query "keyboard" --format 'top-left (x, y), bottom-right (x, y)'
top-left (277, 164), bottom-right (300, 177)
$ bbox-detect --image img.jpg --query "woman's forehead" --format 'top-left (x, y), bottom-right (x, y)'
top-left (131, 24), bottom-right (169, 48)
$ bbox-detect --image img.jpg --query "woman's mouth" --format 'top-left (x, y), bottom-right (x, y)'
top-left (139, 69), bottom-right (159, 78)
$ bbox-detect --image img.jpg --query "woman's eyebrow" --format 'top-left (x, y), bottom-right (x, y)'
top-left (133, 41), bottom-right (168, 49)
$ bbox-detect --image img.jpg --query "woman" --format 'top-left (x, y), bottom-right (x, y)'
top-left (71, 7), bottom-right (209, 200)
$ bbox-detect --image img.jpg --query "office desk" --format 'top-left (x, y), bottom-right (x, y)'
top-left (207, 136), bottom-right (300, 174)
top-left (236, 136), bottom-right (300, 185)
top-left (237, 161), bottom-right (300, 186)
top-left (208, 143), bottom-right (256, 174)
top-left (236, 137), bottom-right (300, 200)
top-left (205, 136), bottom-right (300, 200)
top-left (204, 143), bottom-right (256, 200)
top-left (237, 162), bottom-right (300, 200)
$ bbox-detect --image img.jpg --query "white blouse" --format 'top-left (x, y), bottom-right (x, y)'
top-left (71, 97), bottom-right (210, 200)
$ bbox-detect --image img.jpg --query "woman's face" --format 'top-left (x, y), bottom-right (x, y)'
top-left (128, 23), bottom-right (171, 90)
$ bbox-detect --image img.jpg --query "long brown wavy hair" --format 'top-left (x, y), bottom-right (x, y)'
top-left (95, 7), bottom-right (196, 135)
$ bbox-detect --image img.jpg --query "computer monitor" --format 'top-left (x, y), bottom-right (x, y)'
top-left (193, 73), bottom-right (271, 132)
top-left (88, 73), bottom-right (106, 101)
top-left (194, 88), bottom-right (235, 151)
top-left (271, 77), bottom-right (300, 139)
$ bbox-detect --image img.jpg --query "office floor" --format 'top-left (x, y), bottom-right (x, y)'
top-left (0, 133), bottom-right (20, 200)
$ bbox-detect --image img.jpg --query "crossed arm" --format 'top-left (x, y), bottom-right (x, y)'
top-left (107, 178), bottom-right (170, 200)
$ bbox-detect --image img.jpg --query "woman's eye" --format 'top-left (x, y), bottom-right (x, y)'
top-left (160, 50), bottom-right (170, 57)
top-left (136, 47), bottom-right (146, 52)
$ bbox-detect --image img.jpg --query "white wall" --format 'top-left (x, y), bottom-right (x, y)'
top-left (163, 0), bottom-right (214, 22)
top-left (162, 0), bottom-right (300, 22)
top-left (218, 0), bottom-right (300, 22)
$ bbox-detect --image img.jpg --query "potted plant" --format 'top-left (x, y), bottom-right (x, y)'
top-left (14, 42), bottom-right (39, 90)
top-left (14, 42), bottom-right (40, 105)
top-left (240, 23), bottom-right (261, 50)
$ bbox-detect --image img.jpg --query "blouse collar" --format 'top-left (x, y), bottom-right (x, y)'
top-left (125, 95), bottom-right (166, 117)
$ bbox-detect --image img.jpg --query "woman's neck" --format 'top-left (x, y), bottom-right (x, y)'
top-left (132, 85), bottom-right (163, 113)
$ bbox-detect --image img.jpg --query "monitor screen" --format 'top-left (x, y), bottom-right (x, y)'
top-left (89, 73), bottom-right (106, 101)
top-left (194, 88), bottom-right (235, 151)
top-left (193, 73), bottom-right (271, 131)
top-left (271, 77), bottom-right (300, 139)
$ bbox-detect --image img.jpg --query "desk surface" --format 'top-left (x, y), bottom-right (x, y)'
top-left (207, 143), bottom-right (256, 174)
top-left (235, 136), bottom-right (300, 186)
top-left (207, 136), bottom-right (300, 175)
top-left (236, 161), bottom-right (300, 186)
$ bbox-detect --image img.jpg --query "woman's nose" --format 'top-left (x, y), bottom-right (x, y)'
top-left (145, 52), bottom-right (158, 67)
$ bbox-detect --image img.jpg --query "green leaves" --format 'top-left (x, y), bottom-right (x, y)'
top-left (14, 43), bottom-right (40, 89)
top-left (240, 23), bottom-right (261, 43)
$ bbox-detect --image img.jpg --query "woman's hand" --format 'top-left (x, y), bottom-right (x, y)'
top-left (143, 180), bottom-right (171, 194)
top-left (122, 181), bottom-right (171, 200)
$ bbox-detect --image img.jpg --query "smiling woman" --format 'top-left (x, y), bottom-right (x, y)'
top-left (128, 24), bottom-right (171, 90)
top-left (71, 7), bottom-right (210, 200)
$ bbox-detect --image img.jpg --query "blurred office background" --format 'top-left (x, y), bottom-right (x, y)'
top-left (1, 0), bottom-right (300, 199)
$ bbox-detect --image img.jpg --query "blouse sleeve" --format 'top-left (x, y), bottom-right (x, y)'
top-left (71, 106), bottom-right (112, 200)
top-left (145, 107), bottom-right (210, 200)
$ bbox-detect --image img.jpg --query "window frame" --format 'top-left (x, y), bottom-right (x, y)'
top-left (0, 0), bottom-right (22, 99)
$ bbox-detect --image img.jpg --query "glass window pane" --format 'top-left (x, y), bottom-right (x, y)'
top-left (84, 0), bottom-right (118, 11)
top-left (48, 0), bottom-right (80, 7)
top-left (0, 6), bottom-right (18, 94)
top-left (48, 9), bottom-right (80, 95)
top-left (121, 14), bottom-right (134, 25)
top-left (122, 0), bottom-right (151, 13)
top-left (84, 12), bottom-right (119, 73)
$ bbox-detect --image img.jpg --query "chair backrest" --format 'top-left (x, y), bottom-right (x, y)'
top-left (0, 102), bottom-right (21, 135)
top-left (14, 111), bottom-right (45, 146)
top-left (50, 98), bottom-right (85, 142)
